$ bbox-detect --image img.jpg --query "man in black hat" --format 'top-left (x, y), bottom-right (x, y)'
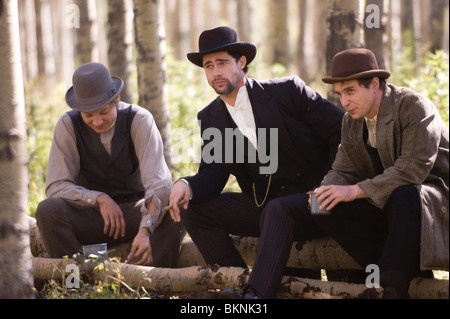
top-left (35, 62), bottom-right (184, 267)
top-left (315, 48), bottom-right (448, 298)
top-left (168, 26), bottom-right (344, 298)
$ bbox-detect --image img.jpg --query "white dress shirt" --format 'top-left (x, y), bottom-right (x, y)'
top-left (224, 86), bottom-right (258, 150)
top-left (178, 85), bottom-right (258, 198)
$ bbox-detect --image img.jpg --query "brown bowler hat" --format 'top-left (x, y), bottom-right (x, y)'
top-left (187, 26), bottom-right (257, 67)
top-left (322, 48), bottom-right (390, 84)
top-left (65, 62), bottom-right (124, 112)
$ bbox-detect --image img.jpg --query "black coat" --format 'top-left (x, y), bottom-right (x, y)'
top-left (186, 76), bottom-right (344, 203)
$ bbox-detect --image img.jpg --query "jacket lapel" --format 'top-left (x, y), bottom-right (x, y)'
top-left (375, 86), bottom-right (396, 168)
top-left (246, 78), bottom-right (309, 168)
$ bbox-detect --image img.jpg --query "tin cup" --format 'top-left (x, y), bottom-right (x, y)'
top-left (310, 192), bottom-right (331, 216)
top-left (82, 243), bottom-right (108, 258)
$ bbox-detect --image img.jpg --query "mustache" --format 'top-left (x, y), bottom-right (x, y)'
top-left (212, 78), bottom-right (228, 85)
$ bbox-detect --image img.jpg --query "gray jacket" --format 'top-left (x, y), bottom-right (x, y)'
top-left (322, 84), bottom-right (449, 271)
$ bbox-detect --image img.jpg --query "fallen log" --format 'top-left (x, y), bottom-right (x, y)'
top-left (31, 257), bottom-right (449, 299)
top-left (176, 236), bottom-right (361, 270)
top-left (286, 277), bottom-right (381, 299)
top-left (32, 257), bottom-right (250, 293)
top-left (29, 216), bottom-right (48, 258)
top-left (287, 277), bottom-right (449, 299)
top-left (29, 217), bottom-right (360, 270)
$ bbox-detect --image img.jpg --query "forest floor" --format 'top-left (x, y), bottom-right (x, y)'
top-left (33, 269), bottom-right (448, 299)
top-left (33, 278), bottom-right (298, 299)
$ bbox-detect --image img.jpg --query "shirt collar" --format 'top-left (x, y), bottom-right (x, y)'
top-left (225, 86), bottom-right (249, 110)
top-left (365, 115), bottom-right (378, 124)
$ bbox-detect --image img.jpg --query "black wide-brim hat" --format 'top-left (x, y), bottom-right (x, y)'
top-left (322, 48), bottom-right (390, 84)
top-left (65, 62), bottom-right (124, 112)
top-left (187, 26), bottom-right (257, 67)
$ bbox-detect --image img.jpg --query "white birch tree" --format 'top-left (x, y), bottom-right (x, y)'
top-left (0, 0), bottom-right (35, 298)
top-left (134, 0), bottom-right (173, 168)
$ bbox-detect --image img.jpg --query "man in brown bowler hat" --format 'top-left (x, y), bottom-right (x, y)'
top-left (316, 48), bottom-right (449, 298)
top-left (35, 62), bottom-right (184, 267)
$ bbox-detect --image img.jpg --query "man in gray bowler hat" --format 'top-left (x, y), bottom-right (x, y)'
top-left (35, 62), bottom-right (184, 267)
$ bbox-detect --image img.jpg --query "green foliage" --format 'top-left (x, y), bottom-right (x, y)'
top-left (390, 50), bottom-right (449, 127)
top-left (25, 81), bottom-right (69, 216)
top-left (166, 53), bottom-right (205, 181)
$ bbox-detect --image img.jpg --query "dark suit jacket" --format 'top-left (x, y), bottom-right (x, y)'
top-left (186, 76), bottom-right (344, 203)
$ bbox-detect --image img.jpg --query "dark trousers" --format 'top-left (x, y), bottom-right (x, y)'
top-left (312, 186), bottom-right (422, 294)
top-left (181, 186), bottom-right (421, 298)
top-left (181, 192), bottom-right (326, 298)
top-left (35, 197), bottom-right (185, 267)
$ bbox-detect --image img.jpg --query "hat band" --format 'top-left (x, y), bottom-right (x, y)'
top-left (75, 87), bottom-right (118, 106)
top-left (199, 40), bottom-right (236, 53)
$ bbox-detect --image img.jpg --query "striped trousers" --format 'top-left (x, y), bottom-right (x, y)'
top-left (181, 192), bottom-right (326, 298)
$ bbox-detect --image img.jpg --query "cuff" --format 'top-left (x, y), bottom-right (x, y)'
top-left (140, 193), bottom-right (165, 234)
top-left (175, 179), bottom-right (193, 200)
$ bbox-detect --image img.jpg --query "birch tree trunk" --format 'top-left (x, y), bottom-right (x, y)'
top-left (34, 0), bottom-right (45, 78)
top-left (267, 0), bottom-right (289, 68)
top-left (0, 0), bottom-right (34, 298)
top-left (59, 0), bottom-right (75, 86)
top-left (165, 0), bottom-right (183, 60)
top-left (325, 0), bottom-right (364, 108)
top-left (107, 0), bottom-right (134, 104)
top-left (387, 0), bottom-right (401, 73)
top-left (425, 0), bottom-right (448, 52)
top-left (236, 0), bottom-right (251, 43)
top-left (18, 0), bottom-right (38, 84)
top-left (134, 0), bottom-right (173, 168)
top-left (74, 0), bottom-right (98, 66)
top-left (188, 0), bottom-right (202, 55)
top-left (298, 0), bottom-right (328, 85)
top-left (364, 0), bottom-right (386, 69)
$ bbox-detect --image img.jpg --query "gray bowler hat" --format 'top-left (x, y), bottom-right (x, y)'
top-left (65, 62), bottom-right (124, 112)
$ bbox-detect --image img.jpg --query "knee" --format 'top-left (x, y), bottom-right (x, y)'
top-left (263, 198), bottom-right (283, 212)
top-left (390, 185), bottom-right (420, 201)
top-left (179, 202), bottom-right (202, 225)
top-left (387, 186), bottom-right (421, 209)
top-left (386, 185), bottom-right (421, 218)
top-left (261, 198), bottom-right (290, 220)
top-left (35, 197), bottom-right (68, 225)
top-left (165, 213), bottom-right (186, 236)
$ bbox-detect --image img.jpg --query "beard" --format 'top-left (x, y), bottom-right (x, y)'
top-left (210, 71), bottom-right (244, 96)
top-left (211, 78), bottom-right (234, 95)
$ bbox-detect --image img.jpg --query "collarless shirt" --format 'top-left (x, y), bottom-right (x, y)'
top-left (224, 86), bottom-right (258, 150)
top-left (99, 120), bottom-right (116, 155)
top-left (45, 101), bottom-right (172, 233)
top-left (365, 115), bottom-right (378, 148)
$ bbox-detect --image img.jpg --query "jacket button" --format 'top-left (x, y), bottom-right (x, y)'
top-left (442, 206), bottom-right (448, 214)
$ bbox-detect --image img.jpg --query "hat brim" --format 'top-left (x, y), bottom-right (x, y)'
top-left (187, 42), bottom-right (257, 67)
top-left (65, 77), bottom-right (124, 112)
top-left (322, 70), bottom-right (390, 84)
